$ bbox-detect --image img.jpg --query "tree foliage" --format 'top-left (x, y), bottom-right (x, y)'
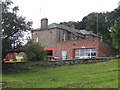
top-left (2, 1), bottom-right (32, 59)
top-left (60, 7), bottom-right (120, 46)
top-left (111, 17), bottom-right (120, 49)
top-left (24, 41), bottom-right (47, 61)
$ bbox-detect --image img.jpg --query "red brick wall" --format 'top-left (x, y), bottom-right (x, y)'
top-left (55, 39), bottom-right (98, 59)
top-left (54, 39), bottom-right (117, 58)
top-left (97, 41), bottom-right (117, 57)
top-left (32, 28), bottom-right (117, 59)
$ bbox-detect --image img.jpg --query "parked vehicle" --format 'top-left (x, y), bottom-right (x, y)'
top-left (53, 56), bottom-right (62, 60)
top-left (3, 52), bottom-right (25, 63)
top-left (47, 56), bottom-right (62, 60)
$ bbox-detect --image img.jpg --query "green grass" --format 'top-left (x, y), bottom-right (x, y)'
top-left (2, 59), bottom-right (118, 88)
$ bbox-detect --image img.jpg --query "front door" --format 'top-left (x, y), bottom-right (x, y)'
top-left (61, 50), bottom-right (67, 60)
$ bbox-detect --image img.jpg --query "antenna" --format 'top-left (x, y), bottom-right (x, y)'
top-left (40, 7), bottom-right (45, 20)
top-left (96, 12), bottom-right (99, 50)
top-left (40, 8), bottom-right (42, 20)
top-left (40, 8), bottom-right (42, 28)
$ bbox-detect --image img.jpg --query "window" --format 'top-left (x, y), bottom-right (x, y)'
top-left (75, 48), bottom-right (96, 59)
top-left (62, 33), bottom-right (66, 41)
top-left (91, 49), bottom-right (96, 58)
top-left (61, 50), bottom-right (67, 60)
top-left (75, 49), bottom-right (79, 58)
top-left (36, 37), bottom-right (38, 42)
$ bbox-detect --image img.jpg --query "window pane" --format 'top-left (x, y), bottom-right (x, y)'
top-left (91, 48), bottom-right (96, 57)
top-left (75, 48), bottom-right (96, 59)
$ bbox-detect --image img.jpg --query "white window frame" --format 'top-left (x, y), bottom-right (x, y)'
top-left (61, 50), bottom-right (67, 60)
top-left (63, 33), bottom-right (66, 41)
top-left (36, 37), bottom-right (38, 42)
top-left (75, 48), bottom-right (96, 59)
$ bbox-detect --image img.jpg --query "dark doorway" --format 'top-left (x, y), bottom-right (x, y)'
top-left (46, 50), bottom-right (53, 56)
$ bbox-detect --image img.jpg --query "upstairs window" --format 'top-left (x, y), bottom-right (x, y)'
top-left (36, 37), bottom-right (38, 42)
top-left (62, 33), bottom-right (66, 41)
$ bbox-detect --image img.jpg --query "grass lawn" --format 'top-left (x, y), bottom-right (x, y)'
top-left (2, 59), bottom-right (118, 88)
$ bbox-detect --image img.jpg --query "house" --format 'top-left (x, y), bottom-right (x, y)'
top-left (31, 18), bottom-right (117, 60)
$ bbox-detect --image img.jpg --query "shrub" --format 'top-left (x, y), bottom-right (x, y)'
top-left (25, 41), bottom-right (47, 61)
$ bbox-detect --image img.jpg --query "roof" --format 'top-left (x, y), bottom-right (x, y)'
top-left (79, 30), bottom-right (90, 34)
top-left (32, 23), bottom-right (97, 37)
top-left (48, 23), bottom-right (82, 36)
top-left (79, 29), bottom-right (98, 36)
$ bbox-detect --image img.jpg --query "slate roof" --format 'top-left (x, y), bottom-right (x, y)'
top-left (48, 23), bottom-right (82, 36)
top-left (79, 29), bottom-right (90, 34)
top-left (32, 23), bottom-right (97, 37)
top-left (79, 29), bottom-right (98, 36)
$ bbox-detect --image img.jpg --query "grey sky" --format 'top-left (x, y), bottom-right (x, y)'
top-left (11, 0), bottom-right (119, 29)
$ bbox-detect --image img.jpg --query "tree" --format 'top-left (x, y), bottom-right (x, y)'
top-left (111, 17), bottom-right (120, 50)
top-left (2, 1), bottom-right (32, 59)
top-left (60, 6), bottom-right (120, 46)
top-left (60, 12), bottom-right (112, 45)
top-left (24, 41), bottom-right (47, 61)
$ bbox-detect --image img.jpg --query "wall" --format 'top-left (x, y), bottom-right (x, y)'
top-left (55, 39), bottom-right (98, 59)
top-left (97, 41), bottom-right (118, 57)
top-left (32, 28), bottom-right (117, 59)
top-left (55, 39), bottom-right (117, 58)
top-left (59, 29), bottom-right (77, 41)
top-left (32, 29), bottom-right (58, 48)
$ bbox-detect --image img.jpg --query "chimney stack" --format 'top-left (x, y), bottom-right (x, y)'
top-left (41, 18), bottom-right (48, 29)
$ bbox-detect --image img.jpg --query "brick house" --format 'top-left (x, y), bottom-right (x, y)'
top-left (31, 18), bottom-right (117, 60)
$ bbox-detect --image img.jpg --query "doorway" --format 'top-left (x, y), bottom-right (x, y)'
top-left (61, 50), bottom-right (67, 60)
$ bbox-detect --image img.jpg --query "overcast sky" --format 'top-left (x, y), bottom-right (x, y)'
top-left (11, 0), bottom-right (119, 29)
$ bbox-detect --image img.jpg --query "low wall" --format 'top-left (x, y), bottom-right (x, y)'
top-left (27, 58), bottom-right (112, 67)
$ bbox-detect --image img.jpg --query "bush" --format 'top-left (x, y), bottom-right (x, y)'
top-left (25, 41), bottom-right (47, 61)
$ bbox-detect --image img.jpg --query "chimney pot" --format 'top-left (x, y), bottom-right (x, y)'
top-left (41, 18), bottom-right (48, 29)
